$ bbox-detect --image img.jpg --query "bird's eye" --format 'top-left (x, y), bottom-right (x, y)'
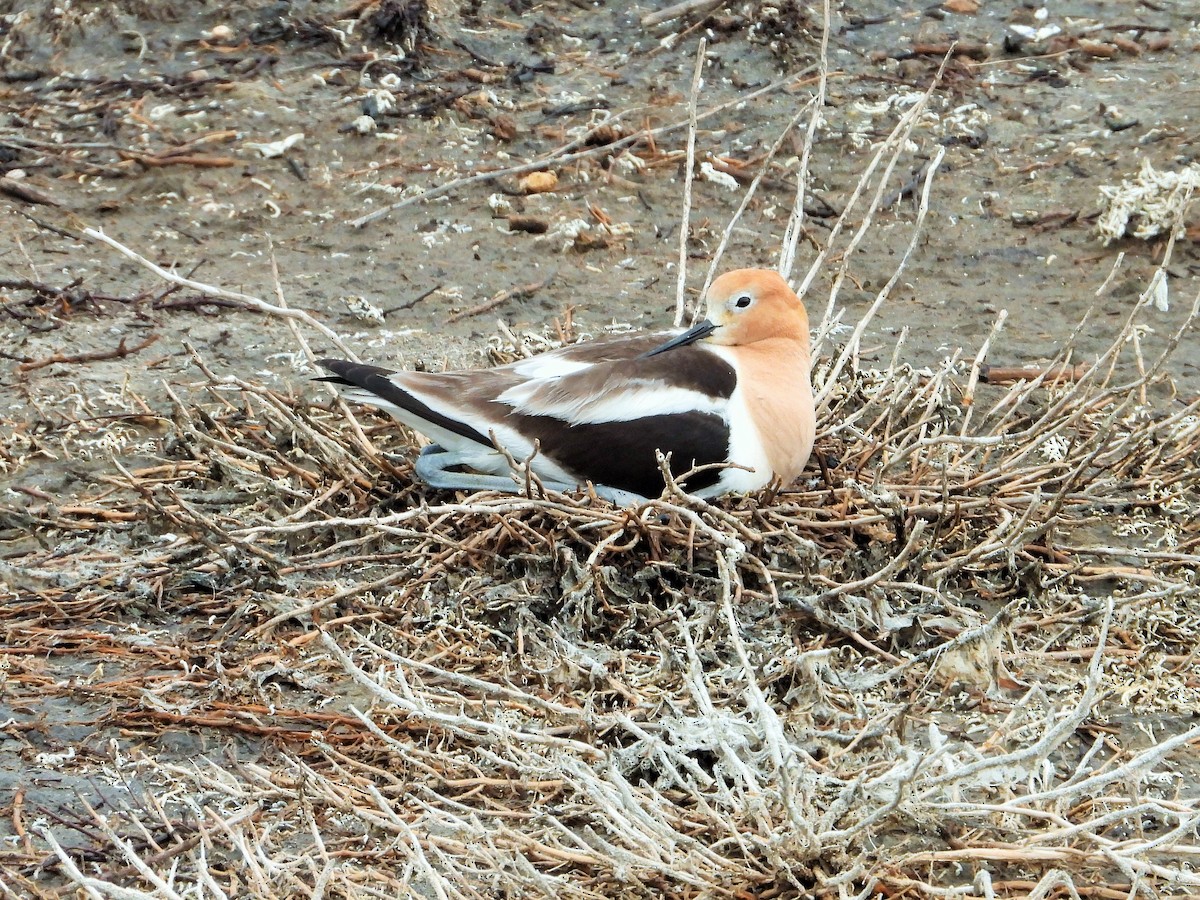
top-left (733, 294), bottom-right (753, 309)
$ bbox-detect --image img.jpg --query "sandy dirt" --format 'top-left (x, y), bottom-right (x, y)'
top-left (2, 0), bottom-right (1199, 895)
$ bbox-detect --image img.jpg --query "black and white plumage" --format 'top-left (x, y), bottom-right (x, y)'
top-left (317, 269), bottom-right (815, 504)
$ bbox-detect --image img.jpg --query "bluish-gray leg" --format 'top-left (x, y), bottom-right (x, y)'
top-left (413, 445), bottom-right (648, 506)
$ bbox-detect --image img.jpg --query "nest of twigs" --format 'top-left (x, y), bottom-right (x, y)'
top-left (4, 31), bottom-right (1200, 900)
top-left (4, 273), bottom-right (1199, 897)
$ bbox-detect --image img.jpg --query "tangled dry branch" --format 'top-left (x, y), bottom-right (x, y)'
top-left (3, 249), bottom-right (1198, 896)
top-left (3, 19), bottom-right (1199, 899)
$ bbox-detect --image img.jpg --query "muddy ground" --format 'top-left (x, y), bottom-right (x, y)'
top-left (1, 0), bottom-right (1199, 895)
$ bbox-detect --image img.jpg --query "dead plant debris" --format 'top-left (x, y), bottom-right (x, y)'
top-left (3, 269), bottom-right (1197, 896)
top-left (2, 2), bottom-right (1199, 898)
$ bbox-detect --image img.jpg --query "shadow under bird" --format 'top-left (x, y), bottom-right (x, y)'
top-left (317, 268), bottom-right (815, 504)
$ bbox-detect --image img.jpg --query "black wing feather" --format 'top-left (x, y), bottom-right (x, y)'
top-left (316, 359), bottom-right (493, 447)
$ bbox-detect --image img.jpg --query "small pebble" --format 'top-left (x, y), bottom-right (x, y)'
top-left (507, 215), bottom-right (549, 234)
top-left (1078, 39), bottom-right (1118, 58)
top-left (1112, 36), bottom-right (1143, 55)
top-left (519, 171), bottom-right (558, 194)
top-left (363, 89), bottom-right (396, 118)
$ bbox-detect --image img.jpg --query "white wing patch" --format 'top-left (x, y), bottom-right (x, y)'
top-left (500, 379), bottom-right (727, 425)
top-left (510, 354), bottom-right (593, 379)
top-left (508, 331), bottom-right (681, 378)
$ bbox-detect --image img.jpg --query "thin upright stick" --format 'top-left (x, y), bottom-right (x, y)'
top-left (805, 54), bottom-right (952, 361)
top-left (777, 0), bottom-right (830, 282)
top-left (702, 99), bottom-right (817, 302)
top-left (815, 145), bottom-right (945, 409)
top-left (675, 38), bottom-right (707, 327)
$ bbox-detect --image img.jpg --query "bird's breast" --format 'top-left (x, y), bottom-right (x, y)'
top-left (728, 341), bottom-right (815, 484)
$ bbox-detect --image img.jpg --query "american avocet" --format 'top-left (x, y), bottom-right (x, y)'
top-left (317, 268), bottom-right (814, 504)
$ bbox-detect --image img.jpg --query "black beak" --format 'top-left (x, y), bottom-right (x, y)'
top-left (640, 319), bottom-right (718, 358)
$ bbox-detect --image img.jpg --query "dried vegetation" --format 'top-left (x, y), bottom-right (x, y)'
top-left (3, 2), bottom-right (1200, 899)
top-left (5, 235), bottom-right (1199, 897)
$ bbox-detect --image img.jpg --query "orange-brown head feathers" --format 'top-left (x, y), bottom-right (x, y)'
top-left (704, 269), bottom-right (810, 351)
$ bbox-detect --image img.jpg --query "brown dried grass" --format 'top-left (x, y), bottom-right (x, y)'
top-left (3, 32), bottom-right (1200, 900)
top-left (3, 252), bottom-right (1198, 897)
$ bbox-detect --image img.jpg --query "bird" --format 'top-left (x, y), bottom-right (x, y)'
top-left (316, 268), bottom-right (815, 504)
